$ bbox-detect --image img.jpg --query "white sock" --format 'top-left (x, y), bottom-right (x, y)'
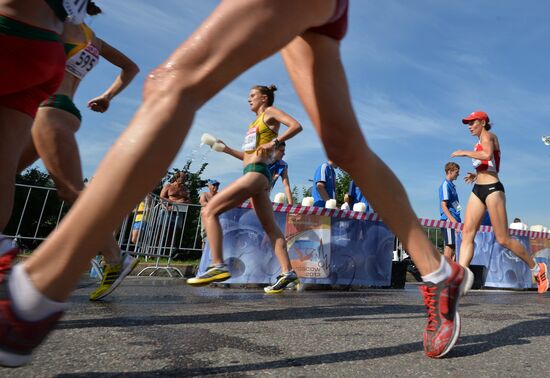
top-left (0, 234), bottom-right (14, 254)
top-left (8, 264), bottom-right (69, 322)
top-left (422, 257), bottom-right (452, 284)
top-left (531, 262), bottom-right (540, 275)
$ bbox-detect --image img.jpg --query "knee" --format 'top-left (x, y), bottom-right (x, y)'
top-left (201, 204), bottom-right (218, 222)
top-left (461, 227), bottom-right (476, 242)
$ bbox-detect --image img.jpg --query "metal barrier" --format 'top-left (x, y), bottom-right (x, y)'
top-left (6, 184), bottom-right (204, 277)
top-left (4, 184), bottom-right (67, 248)
top-left (117, 194), bottom-right (203, 277)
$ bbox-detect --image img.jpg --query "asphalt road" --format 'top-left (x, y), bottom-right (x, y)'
top-left (3, 277), bottom-right (550, 377)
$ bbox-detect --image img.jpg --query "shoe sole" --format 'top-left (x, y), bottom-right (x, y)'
top-left (537, 263), bottom-right (548, 294)
top-left (264, 278), bottom-right (300, 294)
top-left (90, 257), bottom-right (139, 301)
top-left (0, 348), bottom-right (32, 368)
top-left (460, 267), bottom-right (474, 297)
top-left (187, 272), bottom-right (231, 287)
top-left (434, 312), bottom-right (461, 358)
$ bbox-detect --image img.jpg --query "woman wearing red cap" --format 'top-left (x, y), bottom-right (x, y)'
top-left (451, 111), bottom-right (548, 294)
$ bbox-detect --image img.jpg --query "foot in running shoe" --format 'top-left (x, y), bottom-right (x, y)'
top-left (419, 260), bottom-right (470, 358)
top-left (534, 262), bottom-right (548, 294)
top-left (0, 248), bottom-right (63, 367)
top-left (187, 264), bottom-right (231, 286)
top-left (264, 270), bottom-right (299, 294)
top-left (89, 253), bottom-right (138, 301)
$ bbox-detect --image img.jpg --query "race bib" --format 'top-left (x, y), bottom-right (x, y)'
top-left (453, 201), bottom-right (462, 212)
top-left (66, 43), bottom-right (100, 79)
top-left (63, 0), bottom-right (89, 24)
top-left (242, 127), bottom-right (258, 151)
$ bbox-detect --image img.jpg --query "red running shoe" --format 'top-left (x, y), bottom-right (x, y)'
top-left (534, 262), bottom-right (548, 294)
top-left (419, 259), bottom-right (472, 358)
top-left (0, 248), bottom-right (63, 367)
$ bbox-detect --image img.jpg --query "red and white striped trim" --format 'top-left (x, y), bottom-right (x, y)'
top-left (239, 202), bottom-right (550, 239)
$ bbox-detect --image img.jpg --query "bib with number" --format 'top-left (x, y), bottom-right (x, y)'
top-left (242, 126), bottom-right (258, 152)
top-left (63, 0), bottom-right (89, 24)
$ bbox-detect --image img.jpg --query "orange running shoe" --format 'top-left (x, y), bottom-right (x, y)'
top-left (534, 262), bottom-right (548, 294)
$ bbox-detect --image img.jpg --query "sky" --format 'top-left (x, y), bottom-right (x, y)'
top-left (46, 0), bottom-right (550, 227)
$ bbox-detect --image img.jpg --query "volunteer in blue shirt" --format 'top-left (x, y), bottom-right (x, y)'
top-left (268, 141), bottom-right (293, 205)
top-left (312, 160), bottom-right (336, 207)
top-left (439, 162), bottom-right (461, 261)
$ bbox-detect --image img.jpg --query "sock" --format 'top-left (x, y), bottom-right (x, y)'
top-left (0, 234), bottom-right (14, 254)
top-left (422, 257), bottom-right (452, 284)
top-left (531, 262), bottom-right (541, 275)
top-left (8, 264), bottom-right (69, 322)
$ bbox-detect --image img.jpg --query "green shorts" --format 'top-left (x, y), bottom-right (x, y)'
top-left (39, 94), bottom-right (82, 121)
top-left (243, 162), bottom-right (272, 185)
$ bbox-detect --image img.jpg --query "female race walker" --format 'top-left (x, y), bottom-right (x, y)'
top-left (17, 2), bottom-right (140, 301)
top-left (1, 0), bottom-right (473, 365)
top-left (451, 111), bottom-right (548, 294)
top-left (187, 85), bottom-right (302, 294)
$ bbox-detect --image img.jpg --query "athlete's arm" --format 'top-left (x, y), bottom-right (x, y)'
top-left (281, 167), bottom-right (293, 205)
top-left (451, 134), bottom-right (494, 160)
top-left (316, 181), bottom-right (330, 202)
top-left (257, 106), bottom-right (303, 155)
top-left (218, 140), bottom-right (244, 160)
top-left (464, 172), bottom-right (477, 184)
top-left (88, 39), bottom-right (139, 113)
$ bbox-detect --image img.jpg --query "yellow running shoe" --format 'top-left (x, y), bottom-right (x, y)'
top-left (89, 254), bottom-right (138, 301)
top-left (264, 270), bottom-right (299, 294)
top-left (187, 264), bottom-right (231, 286)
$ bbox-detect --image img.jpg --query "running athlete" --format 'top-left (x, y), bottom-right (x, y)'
top-left (0, 0), bottom-right (472, 366)
top-left (17, 2), bottom-right (140, 301)
top-left (187, 85), bottom-right (302, 293)
top-left (0, 0), bottom-right (69, 238)
top-left (451, 111), bottom-right (548, 293)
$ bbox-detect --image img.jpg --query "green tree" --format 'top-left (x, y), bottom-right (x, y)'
top-left (335, 169), bottom-right (352, 205)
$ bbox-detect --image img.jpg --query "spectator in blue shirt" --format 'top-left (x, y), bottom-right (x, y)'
top-left (268, 141), bottom-right (293, 205)
top-left (348, 180), bottom-right (370, 212)
top-left (439, 162), bottom-right (461, 260)
top-left (312, 160), bottom-right (336, 207)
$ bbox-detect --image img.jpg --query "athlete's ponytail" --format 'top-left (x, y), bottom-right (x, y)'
top-left (253, 84), bottom-right (277, 106)
top-left (87, 1), bottom-right (102, 16)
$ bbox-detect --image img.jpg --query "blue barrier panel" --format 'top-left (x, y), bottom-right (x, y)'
top-left (457, 233), bottom-right (550, 289)
top-left (198, 207), bottom-right (394, 287)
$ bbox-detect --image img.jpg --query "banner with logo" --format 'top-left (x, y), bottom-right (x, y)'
top-left (198, 207), bottom-right (394, 287)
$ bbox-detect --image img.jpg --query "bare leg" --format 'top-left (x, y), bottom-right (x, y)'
top-left (485, 191), bottom-right (535, 269)
top-left (0, 108), bottom-right (33, 231)
top-left (21, 108), bottom-right (122, 264)
top-left (23, 0), bottom-right (338, 301)
top-left (250, 182), bottom-right (292, 272)
top-left (202, 173), bottom-right (266, 265)
top-left (458, 193), bottom-right (485, 267)
top-left (281, 33), bottom-right (441, 275)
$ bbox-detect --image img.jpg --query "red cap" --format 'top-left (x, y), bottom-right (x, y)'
top-left (462, 111), bottom-right (489, 124)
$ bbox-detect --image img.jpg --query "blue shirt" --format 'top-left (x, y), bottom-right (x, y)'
top-left (348, 181), bottom-right (370, 212)
top-left (312, 162), bottom-right (336, 207)
top-left (439, 179), bottom-right (461, 222)
top-left (268, 159), bottom-right (288, 188)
